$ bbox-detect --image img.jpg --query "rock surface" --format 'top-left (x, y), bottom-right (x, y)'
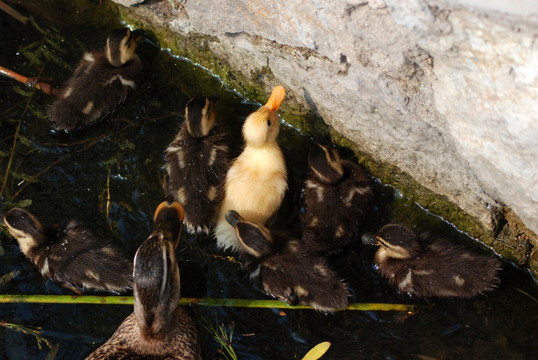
top-left (115, 0), bottom-right (538, 273)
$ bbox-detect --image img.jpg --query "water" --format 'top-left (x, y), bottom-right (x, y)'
top-left (0, 1), bottom-right (536, 359)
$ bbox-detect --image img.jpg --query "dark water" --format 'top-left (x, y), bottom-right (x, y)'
top-left (0, 1), bottom-right (536, 359)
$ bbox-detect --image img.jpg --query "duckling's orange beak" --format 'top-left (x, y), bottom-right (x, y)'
top-left (264, 86), bottom-right (286, 111)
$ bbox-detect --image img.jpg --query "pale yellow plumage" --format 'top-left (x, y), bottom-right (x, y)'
top-left (215, 86), bottom-right (288, 251)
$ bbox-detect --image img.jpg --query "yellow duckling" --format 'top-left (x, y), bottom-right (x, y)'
top-left (86, 201), bottom-right (202, 359)
top-left (226, 210), bottom-right (349, 312)
top-left (48, 28), bottom-right (143, 132)
top-left (362, 224), bottom-right (502, 298)
top-left (214, 86), bottom-right (288, 251)
top-left (3, 207), bottom-right (132, 294)
top-left (301, 144), bottom-right (373, 253)
top-left (165, 96), bottom-right (230, 234)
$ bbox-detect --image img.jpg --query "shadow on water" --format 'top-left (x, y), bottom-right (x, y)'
top-left (0, 1), bottom-right (536, 359)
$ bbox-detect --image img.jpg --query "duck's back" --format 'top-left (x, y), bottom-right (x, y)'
top-left (48, 51), bottom-right (142, 131)
top-left (85, 309), bottom-right (201, 360)
top-left (38, 221), bottom-right (132, 292)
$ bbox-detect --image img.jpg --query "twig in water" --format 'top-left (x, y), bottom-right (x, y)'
top-left (106, 166), bottom-right (111, 221)
top-left (0, 0), bottom-right (29, 24)
top-left (0, 89), bottom-right (30, 198)
top-left (0, 65), bottom-right (59, 97)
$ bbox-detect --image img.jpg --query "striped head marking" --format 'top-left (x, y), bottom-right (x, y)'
top-left (106, 28), bottom-right (141, 67)
top-left (3, 208), bottom-right (45, 253)
top-left (185, 97), bottom-right (217, 138)
top-left (308, 144), bottom-right (344, 184)
top-left (375, 224), bottom-right (421, 259)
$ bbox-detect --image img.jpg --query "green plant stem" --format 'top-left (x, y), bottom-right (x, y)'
top-left (0, 294), bottom-right (415, 311)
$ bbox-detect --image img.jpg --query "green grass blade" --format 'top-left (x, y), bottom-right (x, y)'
top-left (0, 294), bottom-right (415, 311)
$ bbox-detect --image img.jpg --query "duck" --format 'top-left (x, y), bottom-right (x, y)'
top-left (361, 223), bottom-right (502, 298)
top-left (3, 207), bottom-right (132, 294)
top-left (225, 210), bottom-right (349, 312)
top-left (47, 28), bottom-right (143, 132)
top-left (86, 201), bottom-right (202, 360)
top-left (214, 86), bottom-right (288, 251)
top-left (165, 96), bottom-right (230, 234)
top-left (301, 143), bottom-right (374, 254)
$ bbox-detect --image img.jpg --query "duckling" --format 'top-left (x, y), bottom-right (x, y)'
top-left (226, 210), bottom-right (349, 312)
top-left (214, 86), bottom-right (288, 251)
top-left (3, 207), bottom-right (132, 293)
top-left (165, 96), bottom-right (230, 234)
top-left (361, 224), bottom-right (501, 298)
top-left (86, 201), bottom-right (201, 359)
top-left (301, 144), bottom-right (374, 253)
top-left (48, 28), bottom-right (143, 132)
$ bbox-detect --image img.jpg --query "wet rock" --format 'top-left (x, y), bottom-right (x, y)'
top-left (113, 0), bottom-right (144, 6)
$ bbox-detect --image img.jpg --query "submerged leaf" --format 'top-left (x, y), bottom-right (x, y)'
top-left (302, 342), bottom-right (331, 360)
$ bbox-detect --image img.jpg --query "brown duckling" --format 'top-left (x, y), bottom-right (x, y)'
top-left (301, 144), bottom-right (373, 253)
top-left (86, 201), bottom-right (201, 360)
top-left (361, 224), bottom-right (502, 298)
top-left (3, 207), bottom-right (132, 293)
top-left (215, 86), bottom-right (288, 251)
top-left (48, 28), bottom-right (143, 132)
top-left (226, 210), bottom-right (349, 312)
top-left (165, 96), bottom-right (230, 234)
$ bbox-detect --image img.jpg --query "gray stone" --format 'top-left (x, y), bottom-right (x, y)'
top-left (113, 0), bottom-right (144, 7)
top-left (114, 0), bottom-right (538, 241)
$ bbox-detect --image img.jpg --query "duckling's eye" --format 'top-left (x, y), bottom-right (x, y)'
top-left (267, 120), bottom-right (271, 126)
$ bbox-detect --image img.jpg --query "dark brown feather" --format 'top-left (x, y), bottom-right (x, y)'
top-left (48, 30), bottom-right (142, 131)
top-left (165, 103), bottom-right (230, 234)
top-left (4, 208), bottom-right (132, 293)
top-left (372, 224), bottom-right (501, 298)
top-left (302, 156), bottom-right (373, 253)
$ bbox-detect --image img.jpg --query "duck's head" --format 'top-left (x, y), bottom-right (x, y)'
top-left (106, 28), bottom-right (143, 67)
top-left (308, 144), bottom-right (344, 184)
top-left (3, 208), bottom-right (45, 254)
top-left (133, 202), bottom-right (184, 340)
top-left (242, 86), bottom-right (286, 147)
top-left (185, 96), bottom-right (218, 138)
top-left (153, 201), bottom-right (185, 248)
top-left (361, 224), bottom-right (421, 259)
top-left (225, 210), bottom-right (273, 258)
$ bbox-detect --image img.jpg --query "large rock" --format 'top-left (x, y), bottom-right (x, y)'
top-left (116, 0), bottom-right (538, 272)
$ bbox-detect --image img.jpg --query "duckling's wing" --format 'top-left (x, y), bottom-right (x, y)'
top-left (49, 52), bottom-right (141, 131)
top-left (411, 240), bottom-right (501, 297)
top-left (47, 222), bottom-right (133, 293)
top-left (259, 240), bottom-right (348, 312)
